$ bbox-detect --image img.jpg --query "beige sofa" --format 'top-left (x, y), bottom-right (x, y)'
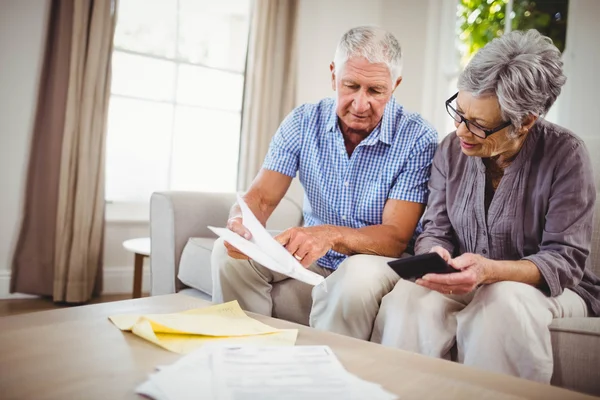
top-left (150, 191), bottom-right (600, 396)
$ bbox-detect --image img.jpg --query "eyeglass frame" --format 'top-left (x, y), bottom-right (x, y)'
top-left (445, 92), bottom-right (512, 139)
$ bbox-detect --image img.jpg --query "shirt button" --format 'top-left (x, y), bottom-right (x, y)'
top-left (344, 181), bottom-right (349, 187)
top-left (341, 215), bottom-right (347, 220)
top-left (482, 249), bottom-right (487, 255)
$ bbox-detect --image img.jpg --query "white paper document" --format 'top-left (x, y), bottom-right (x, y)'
top-left (208, 194), bottom-right (325, 287)
top-left (136, 345), bottom-right (397, 400)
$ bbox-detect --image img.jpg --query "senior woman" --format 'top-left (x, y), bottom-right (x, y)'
top-left (370, 29), bottom-right (600, 383)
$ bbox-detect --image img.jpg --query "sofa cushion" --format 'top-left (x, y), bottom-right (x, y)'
top-left (177, 238), bottom-right (216, 297)
top-left (549, 317), bottom-right (600, 395)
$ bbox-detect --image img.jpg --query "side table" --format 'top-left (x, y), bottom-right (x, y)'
top-left (122, 237), bottom-right (151, 298)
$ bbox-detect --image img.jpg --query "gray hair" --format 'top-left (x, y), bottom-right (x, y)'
top-left (458, 29), bottom-right (566, 134)
top-left (333, 26), bottom-right (403, 82)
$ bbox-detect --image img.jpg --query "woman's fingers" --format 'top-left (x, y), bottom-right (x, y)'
top-left (430, 246), bottom-right (452, 262)
top-left (415, 279), bottom-right (473, 295)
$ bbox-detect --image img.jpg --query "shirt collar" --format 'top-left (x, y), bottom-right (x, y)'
top-left (326, 96), bottom-right (398, 146)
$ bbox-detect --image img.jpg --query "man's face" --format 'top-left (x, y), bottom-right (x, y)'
top-left (331, 57), bottom-right (400, 135)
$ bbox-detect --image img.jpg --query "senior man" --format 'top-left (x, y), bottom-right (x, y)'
top-left (211, 26), bottom-right (438, 340)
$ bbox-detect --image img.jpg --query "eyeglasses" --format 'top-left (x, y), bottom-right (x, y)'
top-left (445, 92), bottom-right (511, 139)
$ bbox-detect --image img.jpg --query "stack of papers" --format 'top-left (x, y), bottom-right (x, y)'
top-left (109, 301), bottom-right (298, 354)
top-left (136, 345), bottom-right (398, 400)
top-left (208, 194), bottom-right (326, 287)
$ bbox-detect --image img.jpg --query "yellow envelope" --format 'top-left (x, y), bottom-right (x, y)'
top-left (132, 319), bottom-right (298, 354)
top-left (110, 301), bottom-right (280, 336)
top-left (109, 300), bottom-right (298, 353)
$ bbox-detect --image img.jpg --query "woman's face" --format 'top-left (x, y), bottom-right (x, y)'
top-left (454, 91), bottom-right (522, 159)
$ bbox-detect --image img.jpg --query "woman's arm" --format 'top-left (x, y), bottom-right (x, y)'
top-left (418, 139), bottom-right (596, 295)
top-left (414, 138), bottom-right (456, 255)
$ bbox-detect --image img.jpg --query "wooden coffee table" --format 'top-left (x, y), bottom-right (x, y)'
top-left (0, 294), bottom-right (594, 399)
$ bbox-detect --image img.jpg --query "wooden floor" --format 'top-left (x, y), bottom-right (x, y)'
top-left (0, 293), bottom-right (149, 318)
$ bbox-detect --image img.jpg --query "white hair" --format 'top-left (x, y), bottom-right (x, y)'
top-left (458, 29), bottom-right (566, 135)
top-left (333, 26), bottom-right (403, 81)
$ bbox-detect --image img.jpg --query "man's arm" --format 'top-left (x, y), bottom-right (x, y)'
top-left (333, 199), bottom-right (425, 256)
top-left (229, 169), bottom-right (293, 226)
top-left (276, 200), bottom-right (425, 267)
top-left (226, 170), bottom-right (292, 258)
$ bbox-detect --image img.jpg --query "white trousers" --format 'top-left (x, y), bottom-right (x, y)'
top-left (211, 239), bottom-right (588, 383)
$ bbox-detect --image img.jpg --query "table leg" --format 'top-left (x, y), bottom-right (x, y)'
top-left (133, 253), bottom-right (144, 298)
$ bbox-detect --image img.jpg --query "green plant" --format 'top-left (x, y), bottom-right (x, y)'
top-left (458, 0), bottom-right (569, 66)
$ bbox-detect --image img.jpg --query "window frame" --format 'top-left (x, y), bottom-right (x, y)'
top-left (105, 0), bottom-right (250, 219)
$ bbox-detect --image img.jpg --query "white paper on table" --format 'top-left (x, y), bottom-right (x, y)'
top-left (211, 345), bottom-right (397, 400)
top-left (135, 345), bottom-right (396, 400)
top-left (146, 348), bottom-right (216, 400)
top-left (208, 194), bottom-right (326, 287)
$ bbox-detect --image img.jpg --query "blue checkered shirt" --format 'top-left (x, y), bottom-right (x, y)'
top-left (262, 97), bottom-right (438, 270)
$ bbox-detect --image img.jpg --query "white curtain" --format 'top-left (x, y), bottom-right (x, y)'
top-left (237, 0), bottom-right (298, 190)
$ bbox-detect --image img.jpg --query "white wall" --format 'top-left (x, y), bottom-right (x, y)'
top-left (557, 0), bottom-right (600, 182)
top-left (0, 0), bottom-right (49, 296)
top-left (294, 0), bottom-right (431, 112)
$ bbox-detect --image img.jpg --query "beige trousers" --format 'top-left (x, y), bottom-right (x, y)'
top-left (371, 278), bottom-right (588, 383)
top-left (211, 238), bottom-right (333, 315)
top-left (212, 238), bottom-right (588, 383)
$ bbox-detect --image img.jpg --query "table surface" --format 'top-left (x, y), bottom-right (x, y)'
top-left (122, 237), bottom-right (151, 256)
top-left (0, 294), bottom-right (594, 400)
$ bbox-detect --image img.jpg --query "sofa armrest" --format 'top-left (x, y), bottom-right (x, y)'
top-left (149, 191), bottom-right (303, 296)
top-left (150, 191), bottom-right (238, 295)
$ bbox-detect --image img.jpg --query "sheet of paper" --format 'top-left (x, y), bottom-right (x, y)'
top-left (208, 194), bottom-right (326, 287)
top-left (211, 345), bottom-right (397, 400)
top-left (109, 301), bottom-right (297, 354)
top-left (136, 345), bottom-right (397, 400)
top-left (111, 301), bottom-right (254, 331)
top-left (133, 319), bottom-right (298, 354)
top-left (109, 300), bottom-right (279, 336)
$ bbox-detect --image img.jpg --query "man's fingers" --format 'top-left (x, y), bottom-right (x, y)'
top-left (274, 229), bottom-right (292, 246)
top-left (224, 241), bottom-right (249, 260)
top-left (227, 218), bottom-right (251, 240)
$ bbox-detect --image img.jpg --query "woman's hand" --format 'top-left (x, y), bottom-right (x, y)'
top-left (416, 251), bottom-right (492, 295)
top-left (430, 245), bottom-right (452, 262)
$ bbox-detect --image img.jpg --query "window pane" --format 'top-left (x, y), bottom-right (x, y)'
top-left (111, 52), bottom-right (176, 101)
top-left (512, 0), bottom-right (569, 52)
top-left (178, 0), bottom-right (251, 71)
top-left (457, 0), bottom-right (569, 65)
top-left (176, 65), bottom-right (244, 111)
top-left (105, 97), bottom-right (173, 202)
top-left (114, 0), bottom-right (177, 58)
top-left (170, 106), bottom-right (241, 192)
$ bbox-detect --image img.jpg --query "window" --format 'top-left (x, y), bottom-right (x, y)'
top-left (458, 0), bottom-right (569, 66)
top-left (105, 0), bottom-right (251, 203)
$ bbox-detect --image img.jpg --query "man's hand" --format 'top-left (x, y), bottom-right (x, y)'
top-left (416, 252), bottom-right (492, 295)
top-left (224, 217), bottom-right (252, 259)
top-left (275, 226), bottom-right (337, 268)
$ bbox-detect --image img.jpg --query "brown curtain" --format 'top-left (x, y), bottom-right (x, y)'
top-left (237, 0), bottom-right (298, 190)
top-left (11, 0), bottom-right (117, 303)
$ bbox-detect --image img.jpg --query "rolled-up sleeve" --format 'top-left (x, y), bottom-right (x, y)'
top-left (262, 107), bottom-right (302, 177)
top-left (414, 138), bottom-right (457, 256)
top-left (389, 127), bottom-right (438, 204)
top-left (523, 141), bottom-right (596, 296)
